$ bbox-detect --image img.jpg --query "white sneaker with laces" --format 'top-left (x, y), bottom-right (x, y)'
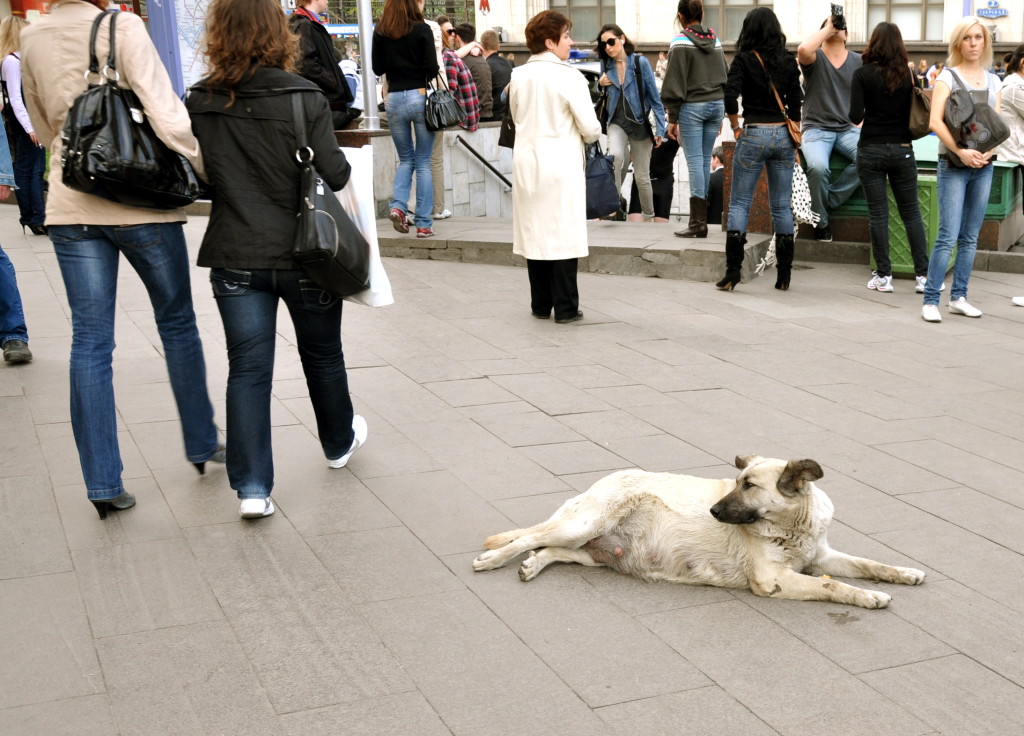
top-left (867, 273), bottom-right (893, 292)
top-left (921, 305), bottom-right (942, 323)
top-left (328, 415), bottom-right (368, 468)
top-left (432, 209), bottom-right (452, 219)
top-left (240, 497), bottom-right (275, 519)
top-left (948, 297), bottom-right (982, 318)
top-left (915, 276), bottom-right (945, 293)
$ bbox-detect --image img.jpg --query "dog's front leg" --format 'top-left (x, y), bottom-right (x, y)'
top-left (807, 548), bottom-right (926, 586)
top-left (750, 568), bottom-right (892, 609)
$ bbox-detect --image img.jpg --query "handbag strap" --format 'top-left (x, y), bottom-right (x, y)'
top-left (753, 50), bottom-right (791, 121)
top-left (633, 55), bottom-right (648, 121)
top-left (291, 93), bottom-right (313, 166)
top-left (87, 12), bottom-right (115, 83)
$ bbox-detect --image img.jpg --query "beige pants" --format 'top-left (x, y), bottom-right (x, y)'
top-left (431, 131), bottom-right (445, 215)
top-left (607, 124), bottom-right (655, 220)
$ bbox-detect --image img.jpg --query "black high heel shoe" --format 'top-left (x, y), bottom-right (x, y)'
top-left (25, 224), bottom-right (48, 236)
top-left (92, 491), bottom-right (136, 519)
top-left (193, 445), bottom-right (226, 475)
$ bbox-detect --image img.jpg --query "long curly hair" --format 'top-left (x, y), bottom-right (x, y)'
top-left (862, 22), bottom-right (910, 95)
top-left (201, 0), bottom-right (297, 102)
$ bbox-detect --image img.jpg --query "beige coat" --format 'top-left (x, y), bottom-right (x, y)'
top-left (510, 52), bottom-right (601, 261)
top-left (20, 0), bottom-right (203, 226)
top-left (996, 73), bottom-right (1024, 165)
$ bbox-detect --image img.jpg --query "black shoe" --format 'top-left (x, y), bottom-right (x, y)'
top-left (813, 225), bottom-right (832, 242)
top-left (554, 311), bottom-right (583, 324)
top-left (193, 444), bottom-right (226, 475)
top-left (531, 311), bottom-right (550, 319)
top-left (27, 224), bottom-right (48, 236)
top-left (3, 339), bottom-right (32, 364)
top-left (91, 490), bottom-right (136, 519)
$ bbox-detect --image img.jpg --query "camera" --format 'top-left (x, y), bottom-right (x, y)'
top-left (831, 3), bottom-right (847, 31)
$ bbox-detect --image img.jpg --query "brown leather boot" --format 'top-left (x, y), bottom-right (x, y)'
top-left (674, 196), bottom-right (708, 238)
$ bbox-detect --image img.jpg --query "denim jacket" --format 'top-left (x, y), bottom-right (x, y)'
top-left (0, 121), bottom-right (14, 188)
top-left (603, 53), bottom-right (667, 139)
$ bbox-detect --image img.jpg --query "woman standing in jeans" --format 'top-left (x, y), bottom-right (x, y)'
top-left (188, 0), bottom-right (364, 519)
top-left (921, 17), bottom-right (1000, 323)
top-left (372, 0), bottom-right (439, 238)
top-left (719, 7), bottom-right (802, 291)
top-left (21, 0), bottom-right (222, 519)
top-left (662, 0), bottom-right (728, 238)
top-left (849, 22), bottom-right (930, 295)
top-left (595, 24), bottom-right (666, 223)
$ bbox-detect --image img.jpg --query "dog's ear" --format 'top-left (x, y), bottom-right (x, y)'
top-left (735, 455), bottom-right (758, 470)
top-left (778, 459), bottom-right (824, 495)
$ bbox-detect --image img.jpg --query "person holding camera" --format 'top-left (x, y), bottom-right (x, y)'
top-left (796, 8), bottom-right (862, 242)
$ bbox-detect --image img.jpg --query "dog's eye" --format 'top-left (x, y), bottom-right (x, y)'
top-left (742, 481), bottom-right (753, 490)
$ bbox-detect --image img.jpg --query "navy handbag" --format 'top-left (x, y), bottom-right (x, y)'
top-left (585, 142), bottom-right (618, 220)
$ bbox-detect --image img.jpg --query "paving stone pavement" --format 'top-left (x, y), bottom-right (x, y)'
top-left (3, 203), bottom-right (1024, 735)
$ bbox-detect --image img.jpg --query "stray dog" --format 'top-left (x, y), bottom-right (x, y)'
top-left (473, 456), bottom-right (925, 609)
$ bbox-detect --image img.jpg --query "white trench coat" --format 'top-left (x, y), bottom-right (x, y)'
top-left (510, 52), bottom-right (602, 261)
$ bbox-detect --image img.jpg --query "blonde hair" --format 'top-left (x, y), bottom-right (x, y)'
top-left (0, 16), bottom-right (29, 58)
top-left (947, 16), bottom-right (992, 70)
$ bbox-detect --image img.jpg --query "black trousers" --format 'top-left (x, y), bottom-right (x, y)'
top-left (526, 258), bottom-right (579, 319)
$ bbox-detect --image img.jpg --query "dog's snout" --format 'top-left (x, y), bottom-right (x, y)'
top-left (710, 503), bottom-right (723, 519)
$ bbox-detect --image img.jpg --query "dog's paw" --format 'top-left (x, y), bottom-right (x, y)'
top-left (859, 590), bottom-right (892, 609)
top-left (897, 567), bottom-right (926, 585)
top-left (472, 549), bottom-right (505, 572)
top-left (518, 551), bottom-right (540, 582)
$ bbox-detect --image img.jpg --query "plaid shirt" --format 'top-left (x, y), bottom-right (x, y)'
top-left (442, 49), bottom-right (480, 132)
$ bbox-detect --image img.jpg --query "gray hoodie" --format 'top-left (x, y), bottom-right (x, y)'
top-left (661, 24), bottom-right (729, 122)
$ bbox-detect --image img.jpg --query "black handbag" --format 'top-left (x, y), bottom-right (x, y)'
top-left (944, 69), bottom-right (1009, 167)
top-left (594, 86), bottom-right (609, 135)
top-left (498, 111), bottom-right (515, 148)
top-left (424, 72), bottom-right (466, 132)
top-left (60, 12), bottom-right (201, 210)
top-left (290, 94), bottom-right (369, 298)
top-left (585, 142), bottom-right (619, 219)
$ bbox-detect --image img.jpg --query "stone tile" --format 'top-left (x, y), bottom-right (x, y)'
top-left (73, 538), bottom-right (222, 638)
top-left (584, 382), bottom-right (678, 408)
top-left (580, 565), bottom-right (738, 615)
top-left (556, 409), bottom-right (663, 443)
top-left (490, 489), bottom-right (581, 527)
top-left (889, 415), bottom-right (1024, 473)
top-left (186, 522), bottom-right (411, 713)
top-left (471, 408), bottom-right (585, 447)
top-left (451, 552), bottom-right (709, 707)
top-left (279, 691), bottom-right (450, 736)
top-left (489, 372), bottom-right (613, 415)
top-left (519, 440), bottom-right (630, 476)
top-left (603, 434), bottom-right (719, 472)
top-left (358, 590), bottom-right (612, 735)
top-left (820, 474), bottom-right (934, 536)
top-left (0, 396), bottom-right (46, 477)
top-left (151, 462), bottom-right (241, 528)
top-left (96, 621), bottom-right (283, 734)
top-left (365, 470), bottom-right (516, 555)
top-left (0, 475), bottom-right (71, 580)
top-left (896, 487), bottom-right (1024, 553)
top-left (545, 363), bottom-right (634, 389)
top-left (623, 338), bottom-right (723, 366)
top-left (0, 573), bottom-right (103, 709)
top-left (0, 694), bottom-right (116, 736)
top-left (595, 686), bottom-right (778, 736)
top-left (349, 365), bottom-right (462, 426)
top-left (860, 655), bottom-right (1024, 734)
top-left (802, 382), bottom-right (941, 421)
top-left (640, 600), bottom-right (929, 735)
top-left (54, 477), bottom-right (182, 551)
top-left (308, 526), bottom-right (463, 603)
top-left (422, 377), bottom-right (520, 407)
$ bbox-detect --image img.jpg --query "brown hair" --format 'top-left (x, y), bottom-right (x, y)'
top-left (376, 0), bottom-right (424, 40)
top-left (480, 29), bottom-right (500, 52)
top-left (677, 0), bottom-right (703, 25)
top-left (525, 10), bottom-right (571, 55)
top-left (202, 0), bottom-right (297, 102)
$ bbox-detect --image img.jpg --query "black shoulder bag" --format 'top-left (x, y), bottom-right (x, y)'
top-left (60, 12), bottom-right (201, 209)
top-left (291, 93), bottom-right (370, 298)
top-left (633, 54), bottom-right (655, 141)
top-left (424, 71), bottom-right (466, 131)
top-left (943, 69), bottom-right (1009, 168)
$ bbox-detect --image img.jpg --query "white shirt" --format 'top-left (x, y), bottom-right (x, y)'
top-left (1, 54), bottom-right (33, 135)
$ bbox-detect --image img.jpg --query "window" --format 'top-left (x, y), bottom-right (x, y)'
top-left (866, 0), bottom-right (943, 42)
top-left (700, 0), bottom-right (773, 43)
top-left (548, 0), bottom-right (616, 45)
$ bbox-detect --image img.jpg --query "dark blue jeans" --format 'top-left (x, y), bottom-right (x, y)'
top-left (727, 125), bottom-right (795, 234)
top-left (0, 244), bottom-right (28, 346)
top-left (210, 268), bottom-right (355, 499)
top-left (10, 123), bottom-right (46, 228)
top-left (855, 143), bottom-right (929, 278)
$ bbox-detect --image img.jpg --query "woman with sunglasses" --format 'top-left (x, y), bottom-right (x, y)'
top-left (595, 24), bottom-right (666, 223)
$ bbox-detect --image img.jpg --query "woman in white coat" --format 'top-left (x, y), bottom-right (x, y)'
top-left (996, 45), bottom-right (1024, 306)
top-left (510, 10), bottom-right (602, 324)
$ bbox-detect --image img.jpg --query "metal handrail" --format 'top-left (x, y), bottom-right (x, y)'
top-left (453, 135), bottom-right (512, 191)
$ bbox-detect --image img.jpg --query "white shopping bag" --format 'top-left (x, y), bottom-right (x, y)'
top-left (337, 145), bottom-right (394, 307)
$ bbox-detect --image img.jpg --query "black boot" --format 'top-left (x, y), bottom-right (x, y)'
top-left (774, 233), bottom-right (795, 290)
top-left (675, 196), bottom-right (708, 238)
top-left (716, 231), bottom-right (746, 290)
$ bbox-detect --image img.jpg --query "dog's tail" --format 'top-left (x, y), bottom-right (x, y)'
top-left (483, 528), bottom-right (533, 550)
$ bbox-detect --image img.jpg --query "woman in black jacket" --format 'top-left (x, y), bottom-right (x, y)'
top-left (720, 7), bottom-right (802, 291)
top-left (849, 22), bottom-right (929, 295)
top-left (187, 0), bottom-right (365, 520)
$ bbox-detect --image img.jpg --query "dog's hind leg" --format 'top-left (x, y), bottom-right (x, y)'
top-left (519, 547), bottom-right (603, 581)
top-left (806, 548), bottom-right (926, 586)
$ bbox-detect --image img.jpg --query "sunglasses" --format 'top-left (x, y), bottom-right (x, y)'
top-left (445, 28), bottom-right (457, 35)
top-left (599, 37), bottom-right (618, 47)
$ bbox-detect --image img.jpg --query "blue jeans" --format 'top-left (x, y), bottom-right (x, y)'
top-left (800, 127), bottom-right (861, 227)
top-left (0, 245), bottom-right (28, 346)
top-left (923, 158), bottom-right (994, 305)
top-left (856, 143), bottom-right (929, 278)
top-left (49, 224), bottom-right (219, 501)
top-left (10, 124), bottom-right (46, 227)
top-left (210, 268), bottom-right (355, 499)
top-left (727, 125), bottom-right (795, 234)
top-left (386, 89), bottom-right (434, 229)
top-left (678, 99), bottom-right (725, 199)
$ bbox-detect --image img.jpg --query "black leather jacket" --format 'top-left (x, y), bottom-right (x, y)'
top-left (288, 11), bottom-right (353, 110)
top-left (187, 68), bottom-right (351, 269)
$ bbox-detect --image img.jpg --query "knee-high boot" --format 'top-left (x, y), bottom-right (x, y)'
top-left (716, 231), bottom-right (746, 290)
top-left (675, 196), bottom-right (708, 238)
top-left (774, 233), bottom-right (794, 291)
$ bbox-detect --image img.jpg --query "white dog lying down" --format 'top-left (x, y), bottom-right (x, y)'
top-left (473, 456), bottom-right (925, 609)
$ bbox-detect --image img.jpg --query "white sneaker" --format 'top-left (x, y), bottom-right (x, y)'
top-left (915, 276), bottom-right (945, 293)
top-left (240, 497), bottom-right (275, 519)
top-left (328, 415), bottom-right (368, 468)
top-left (432, 209), bottom-right (452, 219)
top-left (867, 273), bottom-right (893, 292)
top-left (948, 297), bottom-right (982, 318)
top-left (921, 305), bottom-right (942, 323)
top-left (1012, 296), bottom-right (1024, 307)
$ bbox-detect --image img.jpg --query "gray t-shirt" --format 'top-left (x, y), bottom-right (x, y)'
top-left (936, 67), bottom-right (1001, 156)
top-left (801, 48), bottom-right (862, 131)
